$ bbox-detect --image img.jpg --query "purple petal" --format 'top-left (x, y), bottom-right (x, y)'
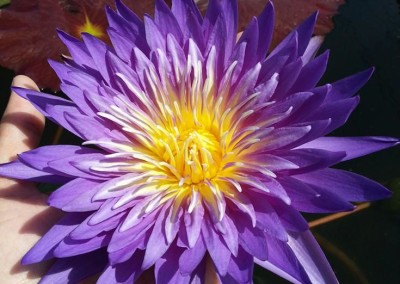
top-left (260, 125), bottom-right (311, 151)
top-left (287, 231), bottom-right (338, 284)
top-left (11, 87), bottom-right (84, 138)
top-left (90, 198), bottom-right (140, 227)
top-left (290, 51), bottom-right (329, 93)
top-left (294, 168), bottom-right (392, 202)
top-left (185, 203), bottom-right (204, 248)
top-left (179, 236), bottom-right (207, 276)
top-left (326, 68), bottom-right (374, 102)
top-left (215, 214), bottom-right (239, 256)
top-left (249, 192), bottom-right (288, 240)
top-left (57, 30), bottom-right (94, 68)
top-left (310, 97), bottom-right (360, 135)
top-left (0, 160), bottom-right (69, 183)
top-left (142, 205), bottom-right (172, 270)
top-left (69, 211), bottom-right (124, 240)
top-left (63, 111), bottom-right (112, 142)
top-left (272, 58), bottom-right (303, 100)
top-left (235, 213), bottom-right (268, 260)
top-left (276, 148), bottom-right (346, 174)
top-left (201, 218), bottom-right (231, 276)
top-left (279, 176), bottom-right (355, 213)
top-left (223, 248), bottom-right (253, 284)
top-left (106, 4), bottom-right (149, 58)
top-left (255, 234), bottom-right (311, 284)
top-left (236, 18), bottom-right (260, 74)
top-left (269, 198), bottom-right (309, 233)
top-left (256, 2), bottom-right (274, 57)
top-left (155, 245), bottom-right (190, 284)
top-left (189, 260), bottom-right (206, 284)
top-left (53, 232), bottom-right (112, 258)
top-left (115, 0), bottom-right (145, 36)
top-left (294, 12), bottom-right (318, 56)
top-left (98, 250), bottom-right (145, 284)
top-left (49, 61), bottom-right (99, 117)
top-left (258, 54), bottom-right (288, 84)
top-left (48, 178), bottom-right (103, 212)
top-left (18, 145), bottom-right (96, 171)
top-left (108, 232), bottom-right (150, 266)
top-left (299, 136), bottom-right (400, 161)
top-left (107, 27), bottom-right (134, 63)
top-left (22, 213), bottom-right (89, 264)
top-left (144, 15), bottom-right (166, 53)
top-left (39, 249), bottom-right (108, 284)
top-left (154, 0), bottom-right (183, 44)
top-left (268, 30), bottom-right (298, 63)
top-left (218, 0), bottom-right (237, 59)
top-left (303, 36), bottom-right (324, 63)
top-left (47, 153), bottom-right (109, 180)
top-left (282, 86), bottom-right (329, 125)
top-left (81, 33), bottom-right (113, 85)
top-left (248, 176), bottom-right (291, 204)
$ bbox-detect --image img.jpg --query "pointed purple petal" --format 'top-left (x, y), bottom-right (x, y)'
top-left (290, 51), bottom-right (329, 92)
top-left (280, 176), bottom-right (355, 213)
top-left (155, 245), bottom-right (191, 284)
top-left (179, 236), bottom-right (206, 275)
top-left (48, 178), bottom-right (103, 211)
top-left (295, 168), bottom-right (392, 202)
top-left (142, 205), bottom-right (172, 270)
top-left (256, 2), bottom-right (274, 57)
top-left (154, 0), bottom-right (183, 43)
top-left (295, 12), bottom-right (318, 56)
top-left (299, 136), bottom-right (400, 161)
top-left (98, 250), bottom-right (145, 284)
top-left (53, 232), bottom-right (112, 257)
top-left (39, 249), bottom-right (108, 284)
top-left (11, 87), bottom-right (84, 138)
top-left (224, 248), bottom-right (253, 284)
top-left (255, 234), bottom-right (311, 284)
top-left (0, 160), bottom-right (69, 183)
top-left (22, 213), bottom-right (89, 264)
top-left (326, 68), bottom-right (374, 102)
top-left (287, 231), bottom-right (338, 284)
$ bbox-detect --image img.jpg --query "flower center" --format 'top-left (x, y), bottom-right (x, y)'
top-left (175, 128), bottom-right (221, 185)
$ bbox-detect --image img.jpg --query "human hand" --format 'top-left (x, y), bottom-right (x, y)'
top-left (0, 75), bottom-right (63, 283)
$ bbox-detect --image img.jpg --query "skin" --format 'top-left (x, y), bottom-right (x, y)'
top-left (0, 75), bottom-right (63, 283)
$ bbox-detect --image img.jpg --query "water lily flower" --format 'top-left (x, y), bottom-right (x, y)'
top-left (0, 0), bottom-right (397, 283)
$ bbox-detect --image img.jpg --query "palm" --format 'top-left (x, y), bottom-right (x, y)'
top-left (0, 180), bottom-right (62, 283)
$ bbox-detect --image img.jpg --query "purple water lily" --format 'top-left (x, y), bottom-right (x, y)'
top-left (0, 0), bottom-right (398, 283)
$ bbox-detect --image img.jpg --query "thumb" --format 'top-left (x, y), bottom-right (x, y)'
top-left (0, 75), bottom-right (45, 164)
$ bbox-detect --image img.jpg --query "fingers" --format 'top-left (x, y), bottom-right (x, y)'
top-left (0, 75), bottom-right (45, 164)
